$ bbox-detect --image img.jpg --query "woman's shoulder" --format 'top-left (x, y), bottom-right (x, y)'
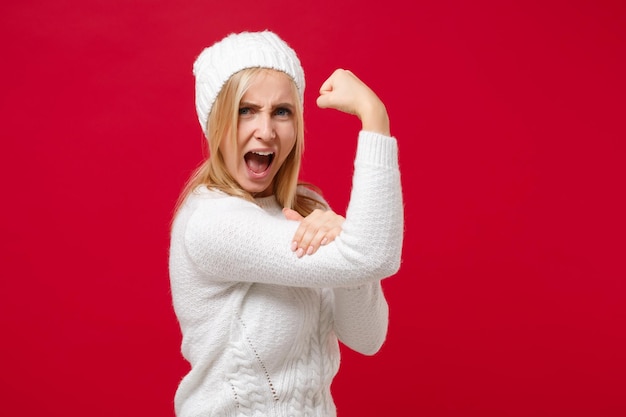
top-left (173, 186), bottom-right (262, 233)
top-left (190, 185), bottom-right (227, 199)
top-left (181, 186), bottom-right (258, 214)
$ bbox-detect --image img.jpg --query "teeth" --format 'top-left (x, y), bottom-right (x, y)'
top-left (253, 151), bottom-right (273, 156)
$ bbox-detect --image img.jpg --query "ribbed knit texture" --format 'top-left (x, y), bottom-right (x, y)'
top-left (169, 131), bottom-right (403, 416)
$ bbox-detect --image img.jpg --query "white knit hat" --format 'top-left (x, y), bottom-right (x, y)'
top-left (193, 30), bottom-right (305, 136)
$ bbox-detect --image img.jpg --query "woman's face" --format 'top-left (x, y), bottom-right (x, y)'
top-left (219, 69), bottom-right (297, 197)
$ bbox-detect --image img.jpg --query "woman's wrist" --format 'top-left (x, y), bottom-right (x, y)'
top-left (359, 100), bottom-right (390, 136)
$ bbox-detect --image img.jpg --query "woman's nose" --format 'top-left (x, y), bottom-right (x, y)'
top-left (254, 114), bottom-right (275, 141)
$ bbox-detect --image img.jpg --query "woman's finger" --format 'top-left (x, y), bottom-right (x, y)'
top-left (290, 209), bottom-right (345, 257)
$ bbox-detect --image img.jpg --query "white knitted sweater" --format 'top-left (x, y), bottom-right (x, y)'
top-left (169, 131), bottom-right (403, 416)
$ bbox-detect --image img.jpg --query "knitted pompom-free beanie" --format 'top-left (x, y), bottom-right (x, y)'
top-left (193, 30), bottom-right (305, 136)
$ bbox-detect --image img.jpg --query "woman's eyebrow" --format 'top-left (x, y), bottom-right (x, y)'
top-left (239, 101), bottom-right (295, 110)
top-left (272, 103), bottom-right (295, 110)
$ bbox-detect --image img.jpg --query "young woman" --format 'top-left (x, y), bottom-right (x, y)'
top-left (169, 30), bottom-right (404, 416)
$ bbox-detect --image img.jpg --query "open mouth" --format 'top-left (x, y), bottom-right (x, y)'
top-left (244, 151), bottom-right (275, 174)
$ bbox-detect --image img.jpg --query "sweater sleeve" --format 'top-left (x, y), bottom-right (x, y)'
top-left (333, 282), bottom-right (389, 355)
top-left (180, 131), bottom-right (404, 288)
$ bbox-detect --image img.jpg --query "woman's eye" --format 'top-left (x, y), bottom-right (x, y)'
top-left (274, 108), bottom-right (291, 117)
top-left (238, 107), bottom-right (251, 115)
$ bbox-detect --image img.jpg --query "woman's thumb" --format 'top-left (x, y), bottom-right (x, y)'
top-left (283, 207), bottom-right (304, 221)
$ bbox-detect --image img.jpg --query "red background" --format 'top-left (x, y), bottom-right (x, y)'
top-left (1, 1), bottom-right (625, 416)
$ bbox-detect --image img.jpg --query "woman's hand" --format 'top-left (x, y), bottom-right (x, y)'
top-left (283, 208), bottom-right (345, 258)
top-left (316, 69), bottom-right (390, 136)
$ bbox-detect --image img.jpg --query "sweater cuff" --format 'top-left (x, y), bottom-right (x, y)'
top-left (355, 131), bottom-right (399, 169)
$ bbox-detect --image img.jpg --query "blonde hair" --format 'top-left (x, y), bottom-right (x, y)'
top-left (175, 68), bottom-right (324, 217)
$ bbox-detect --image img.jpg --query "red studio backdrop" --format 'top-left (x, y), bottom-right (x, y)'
top-left (1, 1), bottom-right (625, 416)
